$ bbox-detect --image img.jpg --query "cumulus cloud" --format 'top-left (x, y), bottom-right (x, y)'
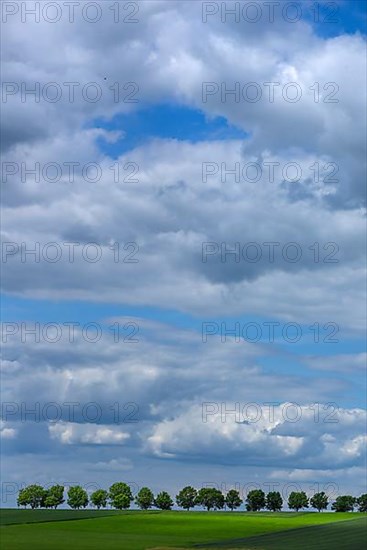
top-left (0, 319), bottom-right (350, 425)
top-left (49, 422), bottom-right (130, 445)
top-left (0, 420), bottom-right (17, 440)
top-left (1, 0), bottom-right (366, 328)
top-left (1, 138), bottom-right (365, 330)
top-left (2, 1), bottom-right (365, 202)
top-left (145, 403), bottom-right (367, 469)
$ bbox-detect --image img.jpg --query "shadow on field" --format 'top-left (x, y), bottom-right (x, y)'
top-left (194, 517), bottom-right (367, 550)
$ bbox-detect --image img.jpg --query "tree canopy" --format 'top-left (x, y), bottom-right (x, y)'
top-left (155, 491), bottom-right (174, 510)
top-left (136, 487), bottom-right (154, 510)
top-left (246, 489), bottom-right (266, 512)
top-left (266, 491), bottom-right (283, 512)
top-left (109, 482), bottom-right (134, 510)
top-left (288, 491), bottom-right (309, 512)
top-left (225, 489), bottom-right (243, 511)
top-left (195, 488), bottom-right (225, 511)
top-left (67, 486), bottom-right (88, 510)
top-left (176, 486), bottom-right (197, 511)
top-left (310, 491), bottom-right (328, 512)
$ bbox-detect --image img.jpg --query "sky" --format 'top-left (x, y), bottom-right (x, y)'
top-left (1, 0), bottom-right (366, 508)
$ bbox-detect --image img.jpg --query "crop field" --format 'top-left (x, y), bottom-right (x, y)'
top-left (0, 508), bottom-right (123, 526)
top-left (1, 510), bottom-right (366, 550)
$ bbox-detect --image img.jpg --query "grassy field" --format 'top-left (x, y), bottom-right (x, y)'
top-left (0, 508), bottom-right (124, 526)
top-left (0, 510), bottom-right (365, 549)
top-left (200, 516), bottom-right (367, 549)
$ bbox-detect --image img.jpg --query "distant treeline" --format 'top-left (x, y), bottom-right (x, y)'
top-left (17, 484), bottom-right (367, 513)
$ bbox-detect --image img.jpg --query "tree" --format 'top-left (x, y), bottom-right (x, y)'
top-left (109, 482), bottom-right (134, 510)
top-left (44, 495), bottom-right (59, 509)
top-left (310, 491), bottom-right (328, 512)
top-left (155, 491), bottom-right (174, 510)
top-left (67, 486), bottom-right (89, 509)
top-left (288, 491), bottom-right (309, 512)
top-left (225, 490), bottom-right (243, 511)
top-left (176, 486), bottom-right (197, 511)
top-left (356, 494), bottom-right (367, 513)
top-left (136, 487), bottom-right (154, 510)
top-left (246, 489), bottom-right (266, 512)
top-left (331, 495), bottom-right (356, 512)
top-left (17, 488), bottom-right (30, 508)
top-left (44, 485), bottom-right (64, 509)
top-left (266, 491), bottom-right (283, 512)
top-left (17, 485), bottom-right (46, 509)
top-left (195, 488), bottom-right (225, 511)
top-left (91, 489), bottom-right (108, 509)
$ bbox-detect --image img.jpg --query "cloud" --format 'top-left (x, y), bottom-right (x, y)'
top-left (1, 138), bottom-right (365, 331)
top-left (269, 466), bottom-right (365, 482)
top-left (0, 420), bottom-right (17, 440)
top-left (304, 353), bottom-right (367, 373)
top-left (1, 2), bottom-right (366, 327)
top-left (89, 458), bottom-right (133, 472)
top-left (1, 318), bottom-right (351, 428)
top-left (49, 422), bottom-right (130, 445)
top-left (145, 403), bottom-right (367, 469)
top-left (2, 1), bottom-right (365, 201)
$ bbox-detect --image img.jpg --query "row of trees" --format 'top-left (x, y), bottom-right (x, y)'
top-left (17, 484), bottom-right (367, 513)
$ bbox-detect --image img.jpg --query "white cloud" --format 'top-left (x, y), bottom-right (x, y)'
top-left (145, 403), bottom-right (367, 468)
top-left (49, 422), bottom-right (130, 445)
top-left (90, 458), bottom-right (133, 472)
top-left (1, 138), bottom-right (365, 330)
top-left (0, 420), bottom-right (17, 439)
top-left (1, 1), bottom-right (366, 326)
top-left (304, 353), bottom-right (367, 372)
top-left (1, 319), bottom-right (350, 420)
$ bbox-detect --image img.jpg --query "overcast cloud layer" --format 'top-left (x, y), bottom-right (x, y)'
top-left (1, 0), bottom-right (366, 506)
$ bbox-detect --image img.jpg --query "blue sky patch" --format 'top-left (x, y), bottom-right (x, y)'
top-left (94, 104), bottom-right (248, 157)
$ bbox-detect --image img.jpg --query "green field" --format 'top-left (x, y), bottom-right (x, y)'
top-left (1, 510), bottom-right (365, 549)
top-left (200, 516), bottom-right (367, 549)
top-left (0, 508), bottom-right (124, 526)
